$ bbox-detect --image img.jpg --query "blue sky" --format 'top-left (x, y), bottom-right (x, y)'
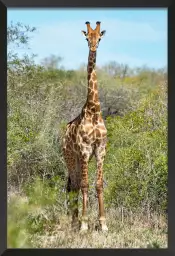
top-left (8, 9), bottom-right (167, 70)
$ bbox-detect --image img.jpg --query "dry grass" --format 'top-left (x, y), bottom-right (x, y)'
top-left (8, 188), bottom-right (167, 249)
top-left (30, 208), bottom-right (167, 248)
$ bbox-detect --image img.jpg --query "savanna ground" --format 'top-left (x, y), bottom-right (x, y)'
top-left (7, 23), bottom-right (168, 248)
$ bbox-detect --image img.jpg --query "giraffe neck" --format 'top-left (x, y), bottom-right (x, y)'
top-left (85, 50), bottom-right (100, 114)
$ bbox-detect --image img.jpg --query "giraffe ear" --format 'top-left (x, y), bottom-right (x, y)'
top-left (81, 30), bottom-right (87, 37)
top-left (100, 30), bottom-right (106, 37)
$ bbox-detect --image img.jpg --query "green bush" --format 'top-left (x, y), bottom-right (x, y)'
top-left (8, 176), bottom-right (66, 247)
top-left (104, 83), bottom-right (167, 213)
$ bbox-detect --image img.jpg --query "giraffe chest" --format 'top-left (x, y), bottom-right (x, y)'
top-left (78, 122), bottom-right (107, 144)
top-left (63, 119), bottom-right (107, 156)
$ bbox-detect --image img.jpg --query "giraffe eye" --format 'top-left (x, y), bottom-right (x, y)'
top-left (99, 38), bottom-right (101, 41)
top-left (86, 38), bottom-right (88, 41)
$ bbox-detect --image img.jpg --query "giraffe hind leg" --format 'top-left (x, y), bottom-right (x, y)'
top-left (64, 151), bottom-right (80, 230)
top-left (67, 176), bottom-right (79, 230)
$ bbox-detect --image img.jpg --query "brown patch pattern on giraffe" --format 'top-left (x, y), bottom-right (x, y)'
top-left (63, 21), bottom-right (108, 232)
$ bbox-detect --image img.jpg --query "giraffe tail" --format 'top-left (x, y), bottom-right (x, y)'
top-left (66, 175), bottom-right (71, 193)
top-left (66, 175), bottom-right (71, 215)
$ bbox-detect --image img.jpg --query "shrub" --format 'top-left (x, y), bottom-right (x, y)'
top-left (104, 82), bottom-right (167, 213)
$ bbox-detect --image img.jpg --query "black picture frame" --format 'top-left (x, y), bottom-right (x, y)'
top-left (1, 0), bottom-right (174, 255)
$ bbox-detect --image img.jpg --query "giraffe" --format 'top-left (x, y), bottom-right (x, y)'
top-left (63, 21), bottom-right (108, 232)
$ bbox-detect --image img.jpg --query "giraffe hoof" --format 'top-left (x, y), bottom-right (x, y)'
top-left (101, 224), bottom-right (108, 232)
top-left (80, 221), bottom-right (88, 232)
top-left (99, 219), bottom-right (108, 232)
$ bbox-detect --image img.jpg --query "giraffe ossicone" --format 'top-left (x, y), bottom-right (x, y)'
top-left (63, 21), bottom-right (108, 232)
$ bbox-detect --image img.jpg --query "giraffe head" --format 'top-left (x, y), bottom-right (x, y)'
top-left (82, 21), bottom-right (106, 52)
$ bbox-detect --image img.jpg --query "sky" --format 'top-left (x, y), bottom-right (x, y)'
top-left (8, 9), bottom-right (167, 70)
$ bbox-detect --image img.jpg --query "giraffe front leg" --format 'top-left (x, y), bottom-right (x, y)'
top-left (95, 147), bottom-right (108, 232)
top-left (80, 158), bottom-right (89, 231)
top-left (96, 163), bottom-right (108, 231)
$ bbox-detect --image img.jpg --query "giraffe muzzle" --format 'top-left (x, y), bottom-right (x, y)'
top-left (90, 43), bottom-right (99, 51)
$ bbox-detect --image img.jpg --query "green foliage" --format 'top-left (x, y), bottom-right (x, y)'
top-left (8, 195), bottom-right (31, 248)
top-left (8, 61), bottom-right (67, 185)
top-left (24, 176), bottom-right (65, 207)
top-left (8, 176), bottom-right (66, 247)
top-left (147, 241), bottom-right (161, 248)
top-left (25, 176), bottom-right (65, 234)
top-left (7, 21), bottom-right (36, 48)
top-left (104, 83), bottom-right (167, 213)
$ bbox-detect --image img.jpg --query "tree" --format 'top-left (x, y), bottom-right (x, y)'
top-left (7, 22), bottom-right (37, 71)
top-left (102, 61), bottom-right (131, 78)
top-left (41, 55), bottom-right (63, 70)
top-left (7, 21), bottom-right (36, 47)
